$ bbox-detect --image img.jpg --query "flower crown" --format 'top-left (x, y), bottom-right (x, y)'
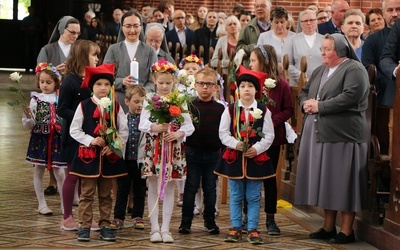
top-left (35, 62), bottom-right (62, 80)
top-left (150, 59), bottom-right (179, 76)
top-left (179, 54), bottom-right (205, 69)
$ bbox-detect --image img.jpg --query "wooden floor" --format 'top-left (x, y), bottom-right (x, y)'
top-left (0, 71), bottom-right (377, 249)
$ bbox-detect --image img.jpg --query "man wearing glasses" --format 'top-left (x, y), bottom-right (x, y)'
top-left (235, 0), bottom-right (272, 68)
top-left (166, 10), bottom-right (194, 61)
top-left (318, 0), bottom-right (349, 35)
top-left (146, 23), bottom-right (175, 64)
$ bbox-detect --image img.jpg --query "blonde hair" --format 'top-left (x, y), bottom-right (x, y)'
top-left (125, 85), bottom-right (147, 100)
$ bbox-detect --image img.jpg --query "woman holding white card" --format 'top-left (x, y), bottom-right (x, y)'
top-left (104, 11), bottom-right (158, 113)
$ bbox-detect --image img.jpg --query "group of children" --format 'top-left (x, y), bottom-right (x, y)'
top-left (23, 45), bottom-right (290, 245)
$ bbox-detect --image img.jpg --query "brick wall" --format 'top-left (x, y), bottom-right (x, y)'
top-left (125, 0), bottom-right (383, 20)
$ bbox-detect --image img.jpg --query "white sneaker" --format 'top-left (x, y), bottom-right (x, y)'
top-left (161, 231), bottom-right (174, 243)
top-left (38, 206), bottom-right (53, 215)
top-left (150, 230), bottom-right (162, 243)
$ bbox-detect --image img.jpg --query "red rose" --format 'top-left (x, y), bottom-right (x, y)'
top-left (169, 105), bottom-right (181, 117)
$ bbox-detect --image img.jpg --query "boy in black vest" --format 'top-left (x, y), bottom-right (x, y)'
top-left (214, 66), bottom-right (275, 244)
top-left (69, 64), bottom-right (128, 242)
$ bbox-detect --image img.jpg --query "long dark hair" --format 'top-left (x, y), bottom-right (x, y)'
top-left (252, 45), bottom-right (280, 84)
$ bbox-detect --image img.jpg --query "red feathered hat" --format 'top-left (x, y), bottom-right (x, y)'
top-left (236, 65), bottom-right (268, 99)
top-left (81, 64), bottom-right (115, 90)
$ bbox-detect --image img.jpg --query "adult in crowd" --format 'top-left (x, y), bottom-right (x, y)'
top-left (158, 0), bottom-right (175, 31)
top-left (218, 12), bottom-right (227, 26)
top-left (80, 10), bottom-right (96, 40)
top-left (318, 0), bottom-right (349, 35)
top-left (186, 13), bottom-right (195, 27)
top-left (324, 4), bottom-right (332, 19)
top-left (37, 16), bottom-right (80, 76)
top-left (141, 3), bottom-right (152, 22)
top-left (341, 9), bottom-right (365, 60)
top-left (165, 10), bottom-right (194, 61)
top-left (87, 17), bottom-right (104, 42)
top-left (237, 10), bottom-right (252, 28)
top-left (307, 3), bottom-right (319, 13)
top-left (192, 10), bottom-right (219, 65)
top-left (105, 8), bottom-right (123, 37)
top-left (257, 6), bottom-right (295, 73)
top-left (146, 23), bottom-right (174, 63)
top-left (153, 9), bottom-right (165, 23)
top-left (189, 6), bottom-right (208, 31)
top-left (236, 0), bottom-right (272, 68)
top-left (379, 1), bottom-right (400, 159)
top-left (283, 9), bottom-right (323, 86)
top-left (317, 10), bottom-right (329, 24)
top-left (36, 16), bottom-right (80, 195)
top-left (232, 4), bottom-right (244, 16)
top-left (103, 11), bottom-right (157, 113)
top-left (296, 33), bottom-right (369, 244)
top-left (210, 15), bottom-right (241, 74)
top-left (365, 8), bottom-right (385, 38)
top-left (21, 6), bottom-right (42, 73)
top-left (363, 0), bottom-right (400, 108)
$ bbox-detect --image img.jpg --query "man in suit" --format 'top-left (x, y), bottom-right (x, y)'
top-left (192, 10), bottom-right (219, 65)
top-left (317, 0), bottom-right (349, 35)
top-left (146, 23), bottom-right (175, 64)
top-left (105, 8), bottom-right (122, 37)
top-left (166, 10), bottom-right (194, 62)
top-left (235, 0), bottom-right (271, 68)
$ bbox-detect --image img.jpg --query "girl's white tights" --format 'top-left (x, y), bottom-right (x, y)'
top-left (148, 176), bottom-right (175, 232)
top-left (33, 165), bottom-right (65, 211)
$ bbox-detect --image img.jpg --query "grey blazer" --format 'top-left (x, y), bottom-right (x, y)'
top-left (104, 41), bottom-right (157, 112)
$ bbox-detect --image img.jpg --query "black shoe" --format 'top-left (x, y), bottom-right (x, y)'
top-left (329, 231), bottom-right (355, 244)
top-left (77, 228), bottom-right (90, 241)
top-left (99, 226), bottom-right (116, 241)
top-left (204, 220), bottom-right (220, 234)
top-left (44, 186), bottom-right (57, 195)
top-left (178, 225), bottom-right (191, 234)
top-left (266, 220), bottom-right (281, 235)
top-left (309, 228), bottom-right (337, 239)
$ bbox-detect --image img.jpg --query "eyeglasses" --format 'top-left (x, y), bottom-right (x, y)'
top-left (317, 16), bottom-right (328, 21)
top-left (65, 28), bottom-right (81, 36)
top-left (123, 24), bottom-right (141, 29)
top-left (174, 16), bottom-right (185, 20)
top-left (146, 38), bottom-right (162, 44)
top-left (195, 81), bottom-right (215, 87)
top-left (301, 19), bottom-right (317, 23)
top-left (319, 47), bottom-right (334, 53)
top-left (255, 4), bottom-right (267, 9)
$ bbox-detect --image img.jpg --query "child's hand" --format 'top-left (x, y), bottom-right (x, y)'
top-left (25, 106), bottom-right (32, 118)
top-left (101, 146), bottom-right (112, 156)
top-left (90, 137), bottom-right (106, 147)
top-left (236, 141), bottom-right (244, 151)
top-left (151, 123), bottom-right (169, 133)
top-left (164, 131), bottom-right (184, 142)
top-left (243, 147), bottom-right (257, 158)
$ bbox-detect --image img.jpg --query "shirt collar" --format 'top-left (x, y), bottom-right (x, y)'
top-left (256, 19), bottom-right (271, 30)
top-left (238, 100), bottom-right (258, 110)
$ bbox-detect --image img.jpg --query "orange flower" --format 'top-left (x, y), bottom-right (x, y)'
top-left (169, 105), bottom-right (181, 117)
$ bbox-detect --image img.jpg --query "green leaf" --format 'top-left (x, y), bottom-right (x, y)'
top-left (7, 101), bottom-right (17, 107)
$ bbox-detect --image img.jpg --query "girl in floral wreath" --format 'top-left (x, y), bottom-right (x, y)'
top-left (23, 62), bottom-right (66, 216)
top-left (248, 45), bottom-right (294, 236)
top-left (215, 66), bottom-right (276, 244)
top-left (69, 64), bottom-right (128, 242)
top-left (139, 58), bottom-right (194, 243)
top-left (176, 54), bottom-right (204, 208)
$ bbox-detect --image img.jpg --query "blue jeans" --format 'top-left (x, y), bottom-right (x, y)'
top-left (229, 179), bottom-right (262, 230)
top-left (181, 147), bottom-right (219, 226)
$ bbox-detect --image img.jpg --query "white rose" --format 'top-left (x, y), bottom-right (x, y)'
top-left (187, 75), bottom-right (195, 86)
top-left (249, 108), bottom-right (263, 120)
top-left (161, 96), bottom-right (169, 103)
top-left (177, 69), bottom-right (187, 80)
top-left (264, 78), bottom-right (276, 89)
top-left (10, 72), bottom-right (22, 82)
top-left (99, 97), bottom-right (111, 109)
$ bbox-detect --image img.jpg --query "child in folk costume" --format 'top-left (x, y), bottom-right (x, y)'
top-left (69, 64), bottom-right (128, 242)
top-left (139, 59), bottom-right (194, 243)
top-left (23, 62), bottom-right (66, 216)
top-left (215, 66), bottom-right (276, 244)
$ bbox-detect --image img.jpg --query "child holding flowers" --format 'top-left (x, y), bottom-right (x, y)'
top-left (215, 66), bottom-right (276, 244)
top-left (69, 64), bottom-right (128, 242)
top-left (248, 45), bottom-right (294, 235)
top-left (22, 62), bottom-right (66, 216)
top-left (139, 59), bottom-right (194, 243)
